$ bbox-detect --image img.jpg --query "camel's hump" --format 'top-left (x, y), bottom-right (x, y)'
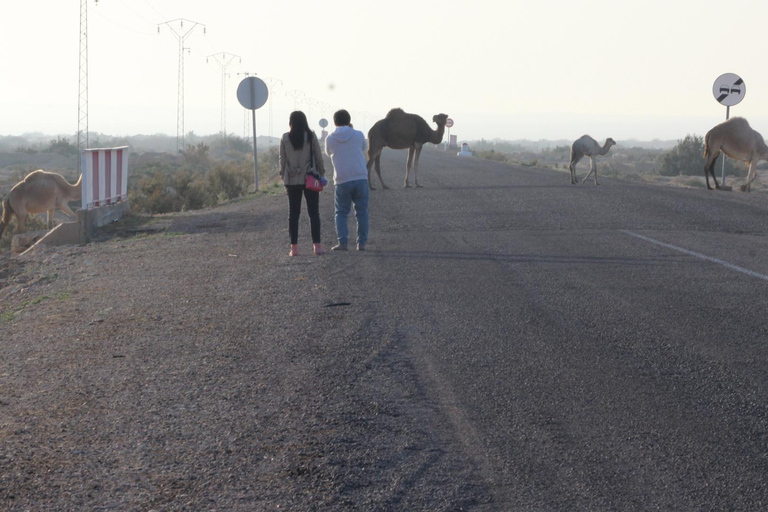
top-left (24, 170), bottom-right (49, 181)
top-left (385, 108), bottom-right (407, 119)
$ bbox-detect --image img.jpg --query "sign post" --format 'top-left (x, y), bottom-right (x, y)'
top-left (712, 73), bottom-right (745, 187)
top-left (236, 76), bottom-right (269, 191)
top-left (445, 117), bottom-right (454, 149)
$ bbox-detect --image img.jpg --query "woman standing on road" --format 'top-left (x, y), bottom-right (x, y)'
top-left (279, 111), bottom-right (327, 257)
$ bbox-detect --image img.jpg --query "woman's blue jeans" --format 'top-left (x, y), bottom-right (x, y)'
top-left (334, 179), bottom-right (369, 246)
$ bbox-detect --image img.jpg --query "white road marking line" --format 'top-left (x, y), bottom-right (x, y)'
top-left (622, 230), bottom-right (768, 282)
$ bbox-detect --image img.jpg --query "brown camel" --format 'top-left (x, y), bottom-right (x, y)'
top-left (568, 135), bottom-right (616, 185)
top-left (703, 117), bottom-right (768, 192)
top-left (366, 108), bottom-right (449, 189)
top-left (0, 170), bottom-right (82, 240)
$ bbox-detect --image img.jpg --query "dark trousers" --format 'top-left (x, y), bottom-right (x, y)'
top-left (286, 185), bottom-right (321, 244)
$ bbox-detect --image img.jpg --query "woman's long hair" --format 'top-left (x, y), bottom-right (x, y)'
top-left (288, 111), bottom-right (313, 150)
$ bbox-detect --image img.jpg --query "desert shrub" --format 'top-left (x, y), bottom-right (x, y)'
top-left (682, 178), bottom-right (706, 188)
top-left (474, 149), bottom-right (510, 163)
top-left (657, 134), bottom-right (745, 177)
top-left (181, 142), bottom-right (212, 171)
top-left (207, 162), bottom-right (252, 203)
top-left (45, 137), bottom-right (79, 157)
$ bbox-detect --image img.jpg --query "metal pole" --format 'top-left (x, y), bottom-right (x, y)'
top-left (252, 109), bottom-right (258, 191)
top-left (721, 105), bottom-right (730, 185)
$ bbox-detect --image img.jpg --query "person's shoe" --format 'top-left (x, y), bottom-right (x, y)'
top-left (331, 243), bottom-right (348, 251)
top-left (357, 244), bottom-right (366, 251)
top-left (313, 243), bottom-right (326, 256)
top-left (289, 244), bottom-right (299, 257)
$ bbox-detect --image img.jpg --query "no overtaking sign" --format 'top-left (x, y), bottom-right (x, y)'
top-left (713, 73), bottom-right (745, 107)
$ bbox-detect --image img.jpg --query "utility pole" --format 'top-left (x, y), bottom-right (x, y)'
top-left (207, 52), bottom-right (240, 138)
top-left (158, 18), bottom-right (205, 152)
top-left (262, 77), bottom-right (283, 146)
top-left (78, 0), bottom-right (94, 172)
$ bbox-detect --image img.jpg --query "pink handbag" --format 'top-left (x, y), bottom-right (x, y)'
top-left (305, 171), bottom-right (323, 192)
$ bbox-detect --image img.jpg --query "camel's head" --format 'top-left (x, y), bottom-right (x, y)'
top-left (606, 138), bottom-right (617, 149)
top-left (433, 113), bottom-right (449, 126)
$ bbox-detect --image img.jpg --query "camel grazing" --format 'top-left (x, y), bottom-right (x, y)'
top-left (569, 135), bottom-right (616, 185)
top-left (0, 170), bottom-right (82, 240)
top-left (703, 117), bottom-right (768, 192)
top-left (366, 108), bottom-right (449, 189)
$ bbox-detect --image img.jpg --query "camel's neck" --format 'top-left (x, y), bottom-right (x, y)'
top-left (73, 174), bottom-right (82, 191)
top-left (431, 124), bottom-right (446, 144)
top-left (599, 143), bottom-right (612, 156)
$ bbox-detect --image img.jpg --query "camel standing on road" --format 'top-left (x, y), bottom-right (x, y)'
top-left (703, 117), bottom-right (768, 192)
top-left (569, 136), bottom-right (616, 185)
top-left (0, 170), bottom-right (82, 240)
top-left (366, 108), bottom-right (449, 189)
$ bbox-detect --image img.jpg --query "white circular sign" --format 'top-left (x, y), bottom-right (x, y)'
top-left (236, 76), bottom-right (269, 110)
top-left (319, 118), bottom-right (328, 128)
top-left (445, 117), bottom-right (454, 128)
top-left (713, 73), bottom-right (745, 107)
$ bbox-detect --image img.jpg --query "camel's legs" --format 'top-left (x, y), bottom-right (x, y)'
top-left (16, 210), bottom-right (27, 234)
top-left (46, 210), bottom-right (54, 229)
top-left (742, 161), bottom-right (758, 192)
top-left (569, 154), bottom-right (582, 184)
top-left (366, 149), bottom-right (388, 190)
top-left (582, 157), bottom-right (598, 184)
top-left (59, 203), bottom-right (76, 219)
top-left (703, 152), bottom-right (720, 190)
top-left (404, 148), bottom-right (415, 188)
top-left (375, 156), bottom-right (388, 190)
top-left (413, 146), bottom-right (424, 188)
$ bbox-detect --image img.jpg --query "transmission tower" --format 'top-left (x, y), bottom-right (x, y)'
top-left (285, 90), bottom-right (305, 111)
top-left (262, 77), bottom-right (283, 145)
top-left (207, 52), bottom-right (240, 138)
top-left (158, 19), bottom-right (206, 152)
top-left (78, 0), bottom-right (92, 172)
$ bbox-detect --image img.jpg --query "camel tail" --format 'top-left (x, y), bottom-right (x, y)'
top-left (0, 195), bottom-right (12, 240)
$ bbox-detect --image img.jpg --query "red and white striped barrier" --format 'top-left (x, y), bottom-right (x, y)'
top-left (81, 146), bottom-right (130, 209)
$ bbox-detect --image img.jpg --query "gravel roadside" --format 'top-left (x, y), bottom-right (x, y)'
top-left (0, 193), bottom-right (490, 510)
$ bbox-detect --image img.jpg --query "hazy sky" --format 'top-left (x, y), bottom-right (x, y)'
top-left (3, 0), bottom-right (768, 143)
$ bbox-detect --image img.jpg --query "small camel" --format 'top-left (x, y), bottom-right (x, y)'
top-left (703, 117), bottom-right (768, 192)
top-left (366, 108), bottom-right (449, 189)
top-left (0, 170), bottom-right (82, 240)
top-left (569, 135), bottom-right (616, 185)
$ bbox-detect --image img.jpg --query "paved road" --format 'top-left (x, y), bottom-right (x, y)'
top-left (5, 147), bottom-right (768, 510)
top-left (340, 148), bottom-right (768, 509)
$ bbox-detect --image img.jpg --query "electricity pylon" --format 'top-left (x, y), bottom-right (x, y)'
top-left (158, 18), bottom-right (205, 152)
top-left (262, 77), bottom-right (283, 145)
top-left (207, 52), bottom-right (240, 138)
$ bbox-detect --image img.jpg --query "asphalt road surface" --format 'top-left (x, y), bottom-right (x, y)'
top-left (5, 146), bottom-right (768, 510)
top-left (336, 148), bottom-right (768, 509)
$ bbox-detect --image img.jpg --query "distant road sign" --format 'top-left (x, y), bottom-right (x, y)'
top-left (319, 118), bottom-right (328, 128)
top-left (713, 73), bottom-right (745, 107)
top-left (445, 118), bottom-right (454, 128)
top-left (236, 76), bottom-right (269, 110)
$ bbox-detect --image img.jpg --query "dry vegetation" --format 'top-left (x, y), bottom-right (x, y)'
top-left (0, 134), bottom-right (287, 250)
top-left (468, 138), bottom-right (768, 192)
